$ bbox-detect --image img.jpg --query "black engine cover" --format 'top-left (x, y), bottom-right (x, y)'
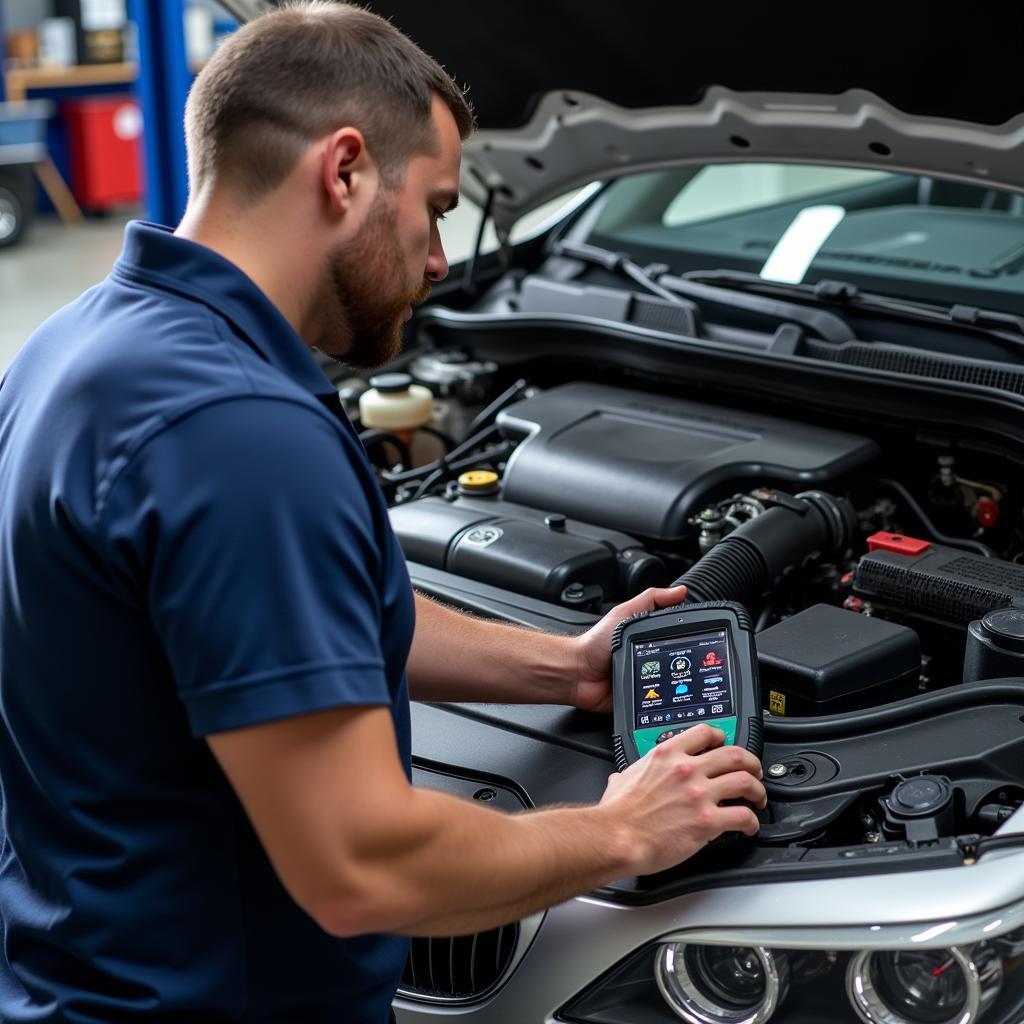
top-left (496, 383), bottom-right (878, 540)
top-left (390, 495), bottom-right (666, 606)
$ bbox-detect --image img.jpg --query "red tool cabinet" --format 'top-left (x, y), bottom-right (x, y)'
top-left (62, 95), bottom-right (143, 210)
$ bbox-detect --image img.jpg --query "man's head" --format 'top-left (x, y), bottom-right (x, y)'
top-left (183, 1), bottom-right (473, 366)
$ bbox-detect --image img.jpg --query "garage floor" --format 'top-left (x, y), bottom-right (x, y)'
top-left (0, 214), bottom-right (131, 374)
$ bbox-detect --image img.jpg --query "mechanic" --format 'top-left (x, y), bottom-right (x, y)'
top-left (0, 4), bottom-right (766, 1023)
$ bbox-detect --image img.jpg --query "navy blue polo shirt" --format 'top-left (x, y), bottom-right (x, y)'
top-left (0, 221), bottom-right (415, 1023)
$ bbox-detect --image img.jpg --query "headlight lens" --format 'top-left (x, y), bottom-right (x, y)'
top-left (561, 918), bottom-right (1024, 1024)
top-left (847, 946), bottom-right (1002, 1024)
top-left (655, 943), bottom-right (790, 1024)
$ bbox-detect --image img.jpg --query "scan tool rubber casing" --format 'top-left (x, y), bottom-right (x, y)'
top-left (611, 601), bottom-right (765, 771)
top-left (496, 383), bottom-right (877, 541)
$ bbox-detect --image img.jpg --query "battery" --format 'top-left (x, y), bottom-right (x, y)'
top-left (757, 604), bottom-right (920, 715)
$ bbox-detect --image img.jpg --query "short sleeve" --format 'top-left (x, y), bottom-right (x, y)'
top-left (101, 397), bottom-right (393, 736)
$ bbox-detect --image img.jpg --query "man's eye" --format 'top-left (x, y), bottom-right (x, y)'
top-left (433, 209), bottom-right (447, 223)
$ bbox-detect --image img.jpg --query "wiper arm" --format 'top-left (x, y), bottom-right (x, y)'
top-left (552, 239), bottom-right (693, 307)
top-left (949, 303), bottom-right (1024, 337)
top-left (554, 239), bottom-right (856, 344)
top-left (686, 269), bottom-right (1024, 349)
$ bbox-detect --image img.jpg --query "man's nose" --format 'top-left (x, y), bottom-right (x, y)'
top-left (425, 234), bottom-right (449, 283)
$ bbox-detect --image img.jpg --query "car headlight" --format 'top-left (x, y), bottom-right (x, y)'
top-left (654, 943), bottom-right (790, 1024)
top-left (846, 945), bottom-right (1002, 1024)
top-left (560, 920), bottom-right (1024, 1024)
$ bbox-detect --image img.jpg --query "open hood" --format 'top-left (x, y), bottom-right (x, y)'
top-left (460, 87), bottom-right (1024, 232)
top-left (232, 1), bottom-right (1024, 230)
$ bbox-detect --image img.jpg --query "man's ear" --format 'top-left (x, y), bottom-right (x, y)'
top-left (320, 127), bottom-right (375, 216)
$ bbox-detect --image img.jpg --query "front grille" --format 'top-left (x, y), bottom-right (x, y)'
top-left (400, 923), bottom-right (519, 1002)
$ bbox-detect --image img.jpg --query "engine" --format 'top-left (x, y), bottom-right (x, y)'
top-left (354, 361), bottom-right (1024, 705)
top-left (341, 351), bottom-right (1024, 851)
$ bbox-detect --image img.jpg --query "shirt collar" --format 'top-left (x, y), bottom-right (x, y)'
top-left (112, 220), bottom-right (335, 398)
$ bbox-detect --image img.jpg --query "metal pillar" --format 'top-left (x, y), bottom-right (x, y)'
top-left (0, 2), bottom-right (7, 104)
top-left (128, 0), bottom-right (190, 225)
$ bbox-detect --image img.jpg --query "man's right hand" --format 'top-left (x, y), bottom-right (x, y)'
top-left (210, 710), bottom-right (767, 939)
top-left (599, 723), bottom-right (766, 877)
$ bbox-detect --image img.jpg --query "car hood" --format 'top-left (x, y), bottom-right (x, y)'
top-left (233, 1), bottom-right (1024, 231)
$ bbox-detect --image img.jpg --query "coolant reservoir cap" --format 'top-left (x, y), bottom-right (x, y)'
top-left (458, 470), bottom-right (500, 494)
top-left (981, 608), bottom-right (1024, 644)
top-left (368, 373), bottom-right (414, 394)
top-left (886, 775), bottom-right (952, 818)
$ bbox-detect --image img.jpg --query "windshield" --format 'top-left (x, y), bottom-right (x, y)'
top-left (582, 164), bottom-right (1024, 313)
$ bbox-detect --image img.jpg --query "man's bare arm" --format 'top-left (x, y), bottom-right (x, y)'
top-left (407, 586), bottom-right (688, 710)
top-left (207, 711), bottom-right (764, 938)
top-left (407, 592), bottom-right (576, 704)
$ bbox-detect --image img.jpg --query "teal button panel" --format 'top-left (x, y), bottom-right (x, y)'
top-left (633, 716), bottom-right (737, 757)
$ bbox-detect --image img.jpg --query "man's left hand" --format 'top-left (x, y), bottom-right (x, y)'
top-left (570, 585), bottom-right (688, 713)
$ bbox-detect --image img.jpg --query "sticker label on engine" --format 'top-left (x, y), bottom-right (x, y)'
top-left (769, 690), bottom-right (786, 716)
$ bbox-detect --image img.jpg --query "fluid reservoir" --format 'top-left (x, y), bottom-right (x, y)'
top-left (359, 373), bottom-right (439, 466)
top-left (963, 607), bottom-right (1024, 682)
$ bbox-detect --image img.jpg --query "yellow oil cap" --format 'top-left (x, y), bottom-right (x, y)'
top-left (458, 470), bottom-right (500, 494)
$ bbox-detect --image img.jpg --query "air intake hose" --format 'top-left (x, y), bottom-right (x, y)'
top-left (674, 490), bottom-right (856, 606)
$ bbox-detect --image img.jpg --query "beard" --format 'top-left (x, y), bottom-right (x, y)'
top-left (318, 193), bottom-right (431, 370)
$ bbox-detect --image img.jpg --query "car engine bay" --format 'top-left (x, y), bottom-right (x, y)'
top-left (329, 250), bottom-right (1024, 910)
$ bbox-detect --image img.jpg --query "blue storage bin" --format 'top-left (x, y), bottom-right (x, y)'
top-left (0, 100), bottom-right (55, 165)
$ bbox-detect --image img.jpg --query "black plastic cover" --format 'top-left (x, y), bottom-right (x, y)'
top-left (855, 544), bottom-right (1024, 623)
top-left (757, 604), bottom-right (920, 714)
top-left (964, 608), bottom-right (1024, 683)
top-left (389, 494), bottom-right (666, 605)
top-left (497, 383), bottom-right (878, 540)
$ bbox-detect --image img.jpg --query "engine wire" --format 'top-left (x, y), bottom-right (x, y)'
top-left (358, 429), bottom-right (411, 470)
top-left (877, 478), bottom-right (996, 558)
top-left (383, 423), bottom-right (503, 489)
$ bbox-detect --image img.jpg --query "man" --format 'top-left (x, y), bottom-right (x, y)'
top-left (0, 3), bottom-right (765, 1022)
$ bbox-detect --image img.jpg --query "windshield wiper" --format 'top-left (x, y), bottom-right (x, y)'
top-left (684, 270), bottom-right (1024, 352)
top-left (553, 239), bottom-right (856, 344)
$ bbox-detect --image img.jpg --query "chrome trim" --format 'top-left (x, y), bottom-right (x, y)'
top-left (658, 881), bottom-right (1024, 952)
top-left (394, 850), bottom-right (1024, 1021)
top-left (396, 911), bottom-right (544, 1007)
top-left (846, 945), bottom-right (1002, 1024)
top-left (655, 943), bottom-right (789, 1024)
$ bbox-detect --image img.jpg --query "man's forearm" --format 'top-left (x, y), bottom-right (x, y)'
top-left (408, 592), bottom-right (578, 704)
top-left (330, 787), bottom-right (634, 937)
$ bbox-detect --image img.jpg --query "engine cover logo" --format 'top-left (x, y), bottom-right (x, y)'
top-left (463, 526), bottom-right (504, 548)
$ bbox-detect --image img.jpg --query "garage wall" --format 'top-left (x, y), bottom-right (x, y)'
top-left (3, 0), bottom-right (52, 32)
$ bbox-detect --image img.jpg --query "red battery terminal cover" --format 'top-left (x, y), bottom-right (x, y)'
top-left (866, 532), bottom-right (932, 556)
top-left (977, 497), bottom-right (999, 528)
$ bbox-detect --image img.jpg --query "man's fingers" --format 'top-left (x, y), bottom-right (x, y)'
top-left (691, 742), bottom-right (764, 780)
top-left (657, 728), bottom-right (761, 779)
top-left (714, 805), bottom-right (762, 837)
top-left (648, 584), bottom-right (687, 609)
top-left (711, 770), bottom-right (768, 810)
top-left (657, 723), bottom-right (725, 756)
top-left (614, 585), bottom-right (687, 623)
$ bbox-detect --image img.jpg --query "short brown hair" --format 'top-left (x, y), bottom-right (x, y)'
top-left (184, 1), bottom-right (473, 199)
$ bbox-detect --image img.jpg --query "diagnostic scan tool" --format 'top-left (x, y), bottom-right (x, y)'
top-left (612, 601), bottom-right (764, 770)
